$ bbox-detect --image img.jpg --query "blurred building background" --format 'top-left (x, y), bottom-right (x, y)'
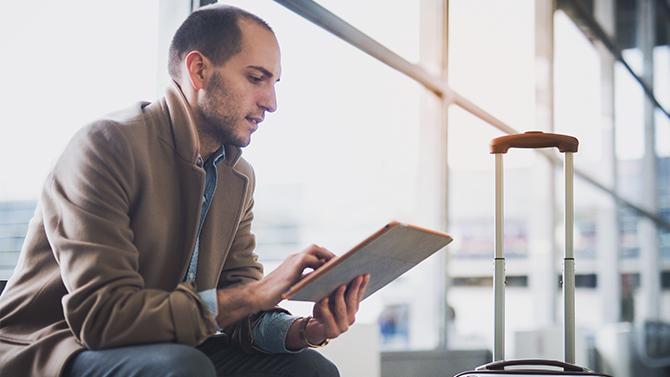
top-left (1, 0), bottom-right (669, 376)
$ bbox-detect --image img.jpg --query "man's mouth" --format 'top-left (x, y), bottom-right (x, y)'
top-left (245, 116), bottom-right (263, 127)
top-left (245, 116), bottom-right (263, 132)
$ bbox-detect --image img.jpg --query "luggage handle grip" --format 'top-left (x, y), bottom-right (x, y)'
top-left (475, 359), bottom-right (588, 372)
top-left (490, 131), bottom-right (579, 154)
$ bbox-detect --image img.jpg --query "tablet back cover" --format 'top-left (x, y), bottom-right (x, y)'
top-left (285, 222), bottom-right (452, 302)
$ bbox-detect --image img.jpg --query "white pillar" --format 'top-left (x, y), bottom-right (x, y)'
top-left (594, 0), bottom-right (621, 324)
top-left (637, 0), bottom-right (661, 321)
top-left (419, 0), bottom-right (450, 349)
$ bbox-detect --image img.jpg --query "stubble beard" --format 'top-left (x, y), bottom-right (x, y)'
top-left (197, 72), bottom-right (249, 148)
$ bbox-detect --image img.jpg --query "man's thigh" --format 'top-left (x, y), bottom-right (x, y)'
top-left (198, 337), bottom-right (339, 377)
top-left (64, 343), bottom-right (216, 377)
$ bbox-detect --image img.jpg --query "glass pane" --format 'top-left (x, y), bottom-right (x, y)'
top-left (610, 0), bottom-right (669, 327)
top-left (0, 0), bottom-right (160, 279)
top-left (615, 53), bottom-right (645, 197)
top-left (554, 10), bottom-right (607, 178)
top-left (613, 48), bottom-right (649, 269)
top-left (615, 0), bottom-right (643, 77)
top-left (447, 107), bottom-right (509, 351)
top-left (313, 0), bottom-right (421, 63)
top-left (447, 0), bottom-right (538, 355)
top-left (553, 10), bottom-right (623, 333)
top-left (224, 0), bottom-right (442, 351)
top-left (448, 0), bottom-right (536, 132)
top-left (553, 176), bottom-right (616, 326)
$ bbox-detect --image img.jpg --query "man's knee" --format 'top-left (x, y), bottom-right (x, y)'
top-left (292, 349), bottom-right (340, 377)
top-left (66, 343), bottom-right (216, 377)
top-left (139, 344), bottom-right (216, 377)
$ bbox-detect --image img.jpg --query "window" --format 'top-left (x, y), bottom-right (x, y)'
top-left (225, 0), bottom-right (442, 351)
top-left (0, 0), bottom-right (161, 279)
top-left (447, 0), bottom-right (538, 353)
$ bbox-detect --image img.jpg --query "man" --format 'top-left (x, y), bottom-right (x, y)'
top-left (0, 5), bottom-right (369, 377)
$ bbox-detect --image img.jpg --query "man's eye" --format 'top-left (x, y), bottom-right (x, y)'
top-left (248, 76), bottom-right (263, 83)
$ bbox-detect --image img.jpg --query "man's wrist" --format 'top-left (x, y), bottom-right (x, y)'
top-left (215, 282), bottom-right (261, 326)
top-left (301, 316), bottom-right (329, 348)
top-left (285, 316), bottom-right (327, 350)
top-left (240, 281), bottom-right (261, 312)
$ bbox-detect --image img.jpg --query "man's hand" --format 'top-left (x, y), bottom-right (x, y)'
top-left (216, 245), bottom-right (335, 327)
top-left (286, 273), bottom-right (370, 350)
top-left (251, 245), bottom-right (335, 311)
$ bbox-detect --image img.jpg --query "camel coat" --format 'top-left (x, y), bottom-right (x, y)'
top-left (0, 83), bottom-right (266, 377)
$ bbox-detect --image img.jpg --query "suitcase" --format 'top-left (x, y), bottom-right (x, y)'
top-left (453, 132), bottom-right (612, 377)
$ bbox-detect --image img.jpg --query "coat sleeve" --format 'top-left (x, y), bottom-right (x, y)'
top-left (42, 122), bottom-right (217, 350)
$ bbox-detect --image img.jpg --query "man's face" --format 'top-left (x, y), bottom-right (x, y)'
top-left (197, 19), bottom-right (281, 148)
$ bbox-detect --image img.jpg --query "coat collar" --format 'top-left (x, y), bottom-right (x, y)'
top-left (154, 80), bottom-right (244, 167)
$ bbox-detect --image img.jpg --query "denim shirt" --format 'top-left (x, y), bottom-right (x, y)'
top-left (185, 146), bottom-right (300, 353)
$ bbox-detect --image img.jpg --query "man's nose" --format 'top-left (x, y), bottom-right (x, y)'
top-left (259, 86), bottom-right (277, 113)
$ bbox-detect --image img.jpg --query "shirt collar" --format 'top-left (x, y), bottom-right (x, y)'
top-left (207, 145), bottom-right (226, 166)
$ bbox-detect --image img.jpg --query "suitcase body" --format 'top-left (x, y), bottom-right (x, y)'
top-left (453, 132), bottom-right (612, 377)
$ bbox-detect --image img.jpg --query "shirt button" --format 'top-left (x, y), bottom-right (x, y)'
top-left (196, 156), bottom-right (203, 167)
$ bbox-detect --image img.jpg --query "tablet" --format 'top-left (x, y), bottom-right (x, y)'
top-left (283, 221), bottom-right (453, 302)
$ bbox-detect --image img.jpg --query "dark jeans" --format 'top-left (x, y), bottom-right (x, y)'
top-left (64, 336), bottom-right (339, 377)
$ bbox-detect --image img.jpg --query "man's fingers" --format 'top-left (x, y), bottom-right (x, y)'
top-left (304, 244), bottom-right (336, 261)
top-left (331, 285), bottom-right (349, 332)
top-left (278, 254), bottom-right (328, 300)
top-left (299, 254), bottom-right (327, 270)
top-left (345, 276), bottom-right (363, 319)
top-left (289, 244), bottom-right (337, 281)
top-left (311, 275), bottom-right (370, 338)
top-left (361, 274), bottom-right (371, 296)
top-left (316, 296), bottom-right (340, 338)
top-left (355, 274), bottom-right (371, 312)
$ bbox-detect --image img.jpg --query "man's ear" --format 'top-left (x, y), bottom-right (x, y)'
top-left (184, 51), bottom-right (209, 91)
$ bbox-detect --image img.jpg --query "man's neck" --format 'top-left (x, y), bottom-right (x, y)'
top-left (197, 134), bottom-right (221, 160)
top-left (174, 80), bottom-right (221, 161)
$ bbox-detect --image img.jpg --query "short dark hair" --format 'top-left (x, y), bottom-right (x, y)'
top-left (168, 5), bottom-right (273, 80)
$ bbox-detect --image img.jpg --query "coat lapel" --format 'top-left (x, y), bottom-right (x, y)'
top-left (196, 164), bottom-right (247, 288)
top-left (147, 82), bottom-right (207, 281)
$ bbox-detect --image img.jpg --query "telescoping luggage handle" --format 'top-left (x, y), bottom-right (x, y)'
top-left (490, 131), bottom-right (579, 364)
